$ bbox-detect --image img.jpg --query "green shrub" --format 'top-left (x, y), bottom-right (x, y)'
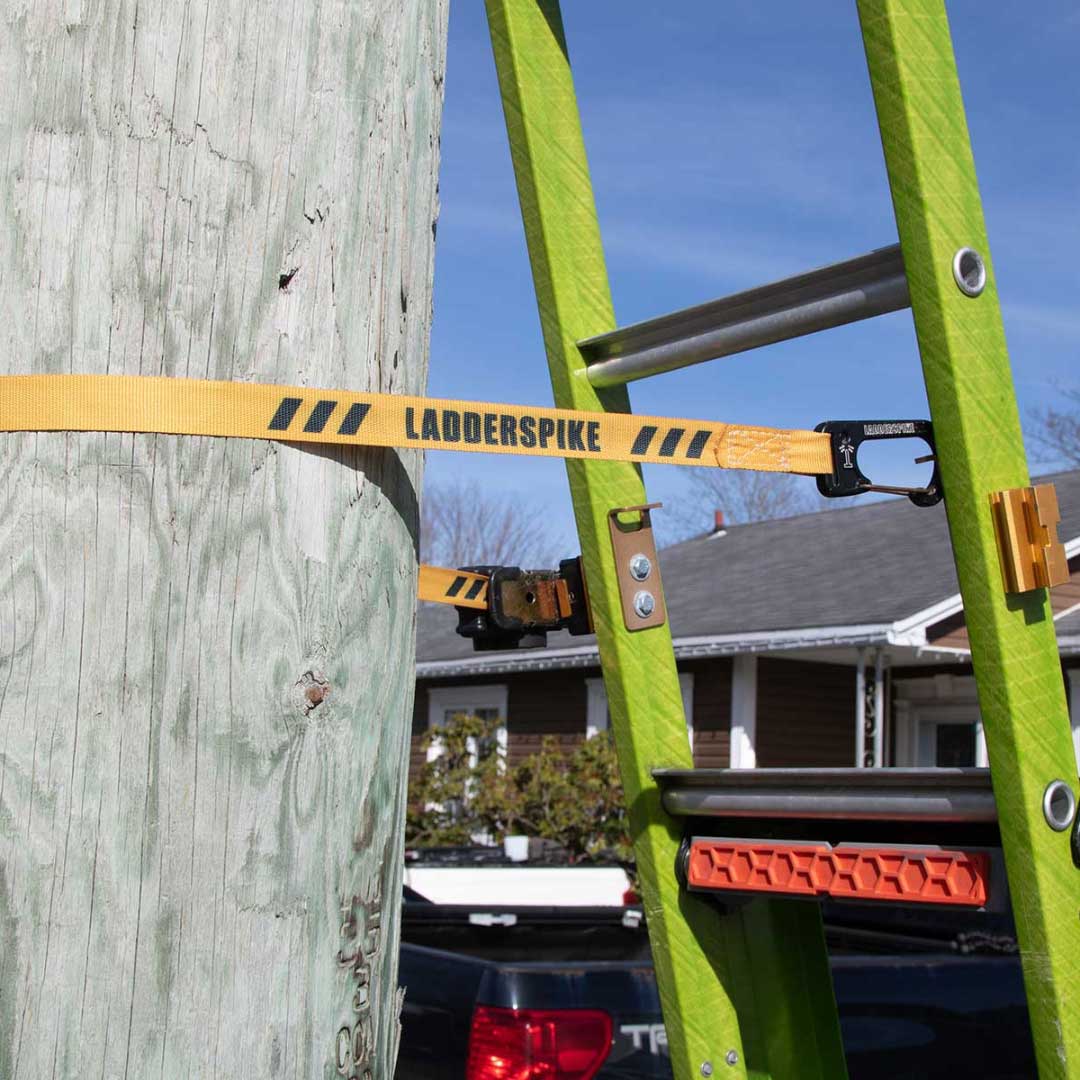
top-left (406, 713), bottom-right (632, 868)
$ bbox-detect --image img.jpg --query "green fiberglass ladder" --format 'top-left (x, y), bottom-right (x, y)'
top-left (481, 2), bottom-right (1080, 1077)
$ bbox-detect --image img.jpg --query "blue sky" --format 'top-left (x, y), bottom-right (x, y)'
top-left (425, 3), bottom-right (1080, 550)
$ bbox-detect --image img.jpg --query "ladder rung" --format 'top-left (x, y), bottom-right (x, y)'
top-left (653, 767), bottom-right (996, 823)
top-left (580, 245), bottom-right (909, 388)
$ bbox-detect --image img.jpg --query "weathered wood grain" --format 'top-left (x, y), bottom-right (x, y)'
top-left (0, 1), bottom-right (447, 1076)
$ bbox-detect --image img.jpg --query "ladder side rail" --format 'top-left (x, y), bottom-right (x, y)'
top-left (483, 3), bottom-right (848, 1078)
top-left (858, 2), bottom-right (1080, 1075)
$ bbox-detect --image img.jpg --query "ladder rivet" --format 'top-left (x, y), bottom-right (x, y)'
top-left (725, 1050), bottom-right (739, 1067)
top-left (1042, 779), bottom-right (1076, 832)
top-left (952, 246), bottom-right (986, 297)
top-left (629, 553), bottom-right (652, 581)
top-left (633, 590), bottom-right (655, 618)
top-left (700, 1062), bottom-right (713, 1077)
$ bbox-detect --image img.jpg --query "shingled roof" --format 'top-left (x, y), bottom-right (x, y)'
top-left (416, 467), bottom-right (1080, 673)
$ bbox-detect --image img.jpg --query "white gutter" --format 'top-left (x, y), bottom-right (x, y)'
top-left (671, 623), bottom-right (895, 656)
top-left (1054, 601), bottom-right (1080, 623)
top-left (417, 623), bottom-right (898, 678)
top-left (416, 642), bottom-right (602, 678)
top-left (892, 593), bottom-right (963, 640)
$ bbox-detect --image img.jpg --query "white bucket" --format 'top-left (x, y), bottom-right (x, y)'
top-left (503, 835), bottom-right (530, 862)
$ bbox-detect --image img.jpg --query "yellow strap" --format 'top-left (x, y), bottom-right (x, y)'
top-left (0, 374), bottom-right (833, 475)
top-left (417, 564), bottom-right (490, 610)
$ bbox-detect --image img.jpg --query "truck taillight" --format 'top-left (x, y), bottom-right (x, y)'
top-left (466, 1005), bottom-right (613, 1080)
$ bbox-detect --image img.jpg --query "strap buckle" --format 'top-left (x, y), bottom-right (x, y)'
top-left (454, 558), bottom-right (592, 651)
top-left (814, 420), bottom-right (942, 507)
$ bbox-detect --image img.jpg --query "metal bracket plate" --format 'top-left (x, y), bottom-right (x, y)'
top-left (989, 483), bottom-right (1069, 594)
top-left (608, 503), bottom-right (667, 631)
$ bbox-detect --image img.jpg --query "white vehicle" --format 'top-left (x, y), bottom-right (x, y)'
top-left (403, 846), bottom-right (635, 907)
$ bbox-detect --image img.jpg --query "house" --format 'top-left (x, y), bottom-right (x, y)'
top-left (412, 468), bottom-right (1080, 779)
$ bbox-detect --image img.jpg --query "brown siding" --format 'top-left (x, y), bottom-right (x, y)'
top-left (506, 671), bottom-right (587, 765)
top-left (894, 660), bottom-right (1077, 681)
top-left (691, 728), bottom-right (729, 769)
top-left (684, 658), bottom-right (732, 767)
top-left (755, 658), bottom-right (855, 767)
top-left (413, 659), bottom-right (737, 771)
top-left (893, 662), bottom-right (974, 679)
top-left (412, 685), bottom-right (428, 733)
top-left (408, 734), bottom-right (427, 788)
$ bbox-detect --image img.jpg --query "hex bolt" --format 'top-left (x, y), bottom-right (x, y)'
top-left (700, 1063), bottom-right (713, 1078)
top-left (633, 590), bottom-right (655, 618)
top-left (725, 1050), bottom-right (739, 1067)
top-left (629, 552), bottom-right (652, 581)
top-left (1043, 779), bottom-right (1076, 832)
top-left (952, 246), bottom-right (986, 297)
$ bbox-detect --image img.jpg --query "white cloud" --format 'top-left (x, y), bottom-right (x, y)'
top-left (600, 219), bottom-right (810, 291)
top-left (1003, 301), bottom-right (1080, 343)
top-left (581, 94), bottom-right (888, 221)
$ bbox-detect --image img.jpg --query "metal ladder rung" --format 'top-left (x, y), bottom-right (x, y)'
top-left (653, 766), bottom-right (996, 823)
top-left (580, 244), bottom-right (909, 388)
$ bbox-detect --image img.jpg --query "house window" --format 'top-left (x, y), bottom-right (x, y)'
top-left (585, 678), bottom-right (608, 739)
top-left (427, 685), bottom-right (508, 764)
top-left (893, 675), bottom-right (988, 768)
top-left (585, 674), bottom-right (694, 745)
top-left (927, 722), bottom-right (976, 767)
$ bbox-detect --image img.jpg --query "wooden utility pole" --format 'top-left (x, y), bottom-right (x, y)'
top-left (0, 1), bottom-right (447, 1076)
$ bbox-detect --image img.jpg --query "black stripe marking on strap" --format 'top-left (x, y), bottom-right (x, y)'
top-left (464, 578), bottom-right (486, 601)
top-left (630, 425), bottom-right (657, 456)
top-left (686, 429), bottom-right (711, 459)
top-left (658, 427), bottom-right (685, 457)
top-left (337, 402), bottom-right (372, 436)
top-left (268, 397), bottom-right (303, 431)
top-left (304, 400), bottom-right (338, 433)
top-left (445, 575), bottom-right (468, 598)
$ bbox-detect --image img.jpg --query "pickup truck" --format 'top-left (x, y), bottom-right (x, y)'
top-left (396, 894), bottom-right (1035, 1079)
top-left (404, 845), bottom-right (633, 907)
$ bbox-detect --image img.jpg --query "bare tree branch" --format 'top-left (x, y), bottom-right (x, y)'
top-left (420, 477), bottom-right (566, 569)
top-left (1027, 386), bottom-right (1080, 467)
top-left (666, 468), bottom-right (823, 541)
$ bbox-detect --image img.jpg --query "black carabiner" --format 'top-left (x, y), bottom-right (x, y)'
top-left (814, 420), bottom-right (942, 507)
